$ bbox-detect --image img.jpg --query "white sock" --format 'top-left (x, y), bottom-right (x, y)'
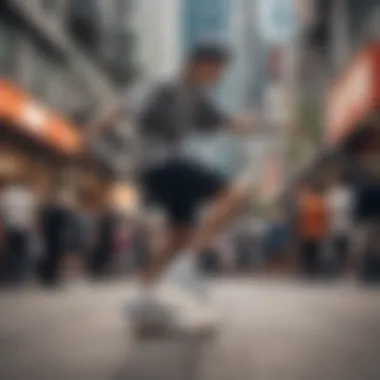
top-left (164, 250), bottom-right (207, 296)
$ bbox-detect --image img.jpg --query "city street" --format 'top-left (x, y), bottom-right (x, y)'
top-left (0, 279), bottom-right (380, 380)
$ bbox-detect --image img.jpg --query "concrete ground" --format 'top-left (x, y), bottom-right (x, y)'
top-left (0, 278), bottom-right (380, 380)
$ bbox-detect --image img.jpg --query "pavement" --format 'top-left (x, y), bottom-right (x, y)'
top-left (0, 278), bottom-right (380, 380)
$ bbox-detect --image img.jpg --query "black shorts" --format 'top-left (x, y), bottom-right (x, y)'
top-left (141, 158), bottom-right (227, 224)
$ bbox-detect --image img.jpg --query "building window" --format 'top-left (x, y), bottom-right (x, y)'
top-left (67, 0), bottom-right (101, 54)
top-left (0, 17), bottom-right (17, 78)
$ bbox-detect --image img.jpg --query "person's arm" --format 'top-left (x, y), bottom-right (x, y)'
top-left (86, 83), bottom-right (168, 141)
top-left (86, 100), bottom-right (125, 139)
top-left (201, 96), bottom-right (257, 135)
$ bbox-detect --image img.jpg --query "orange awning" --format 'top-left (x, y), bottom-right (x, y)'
top-left (0, 77), bottom-right (83, 155)
top-left (326, 43), bottom-right (380, 145)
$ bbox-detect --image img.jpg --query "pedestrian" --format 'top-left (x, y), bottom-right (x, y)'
top-left (37, 188), bottom-right (72, 287)
top-left (62, 191), bottom-right (94, 286)
top-left (297, 181), bottom-right (329, 277)
top-left (326, 171), bottom-right (353, 275)
top-left (88, 201), bottom-right (117, 280)
top-left (265, 210), bottom-right (289, 274)
top-left (89, 42), bottom-right (256, 331)
top-left (112, 216), bottom-right (135, 275)
top-left (0, 178), bottom-right (37, 286)
top-left (352, 154), bottom-right (380, 282)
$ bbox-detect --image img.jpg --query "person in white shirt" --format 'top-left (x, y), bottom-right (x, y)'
top-left (327, 182), bottom-right (353, 274)
top-left (0, 181), bottom-right (37, 284)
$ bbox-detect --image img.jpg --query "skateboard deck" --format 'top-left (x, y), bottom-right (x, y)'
top-left (128, 316), bottom-right (220, 342)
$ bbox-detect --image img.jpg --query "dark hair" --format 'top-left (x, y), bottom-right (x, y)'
top-left (188, 42), bottom-right (231, 64)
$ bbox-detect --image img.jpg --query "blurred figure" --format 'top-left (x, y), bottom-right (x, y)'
top-left (133, 210), bottom-right (167, 273)
top-left (88, 201), bottom-right (117, 279)
top-left (231, 216), bottom-right (260, 273)
top-left (352, 146), bottom-right (380, 282)
top-left (264, 210), bottom-right (290, 274)
top-left (326, 169), bottom-right (353, 275)
top-left (0, 178), bottom-right (37, 286)
top-left (37, 188), bottom-right (71, 287)
top-left (91, 42), bottom-right (254, 330)
top-left (199, 240), bottom-right (223, 275)
top-left (297, 182), bottom-right (329, 277)
top-left (62, 191), bottom-right (94, 286)
top-left (112, 216), bottom-right (135, 275)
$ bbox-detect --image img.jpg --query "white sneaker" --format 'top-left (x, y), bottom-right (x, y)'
top-left (155, 281), bottom-right (220, 334)
top-left (156, 254), bottom-right (219, 333)
top-left (125, 285), bottom-right (175, 328)
top-left (164, 253), bottom-right (208, 298)
top-left (125, 255), bottom-right (219, 334)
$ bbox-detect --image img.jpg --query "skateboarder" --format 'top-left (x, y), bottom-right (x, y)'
top-left (89, 43), bottom-right (255, 331)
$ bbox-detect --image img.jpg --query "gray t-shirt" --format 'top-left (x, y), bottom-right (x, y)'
top-left (129, 81), bottom-right (229, 171)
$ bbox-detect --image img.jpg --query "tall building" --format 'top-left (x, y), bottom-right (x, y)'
top-left (68, 0), bottom-right (138, 88)
top-left (182, 0), bottom-right (230, 49)
top-left (0, 0), bottom-right (137, 204)
top-left (134, 0), bottom-right (181, 81)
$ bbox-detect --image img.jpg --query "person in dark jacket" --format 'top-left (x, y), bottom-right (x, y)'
top-left (88, 205), bottom-right (117, 279)
top-left (37, 190), bottom-right (71, 287)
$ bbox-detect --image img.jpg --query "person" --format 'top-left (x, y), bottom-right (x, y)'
top-left (88, 201), bottom-right (116, 280)
top-left (0, 179), bottom-right (37, 286)
top-left (37, 188), bottom-right (72, 287)
top-left (63, 191), bottom-right (94, 286)
top-left (352, 148), bottom-right (380, 282)
top-left (297, 182), bottom-right (329, 277)
top-left (326, 173), bottom-right (353, 275)
top-left (88, 43), bottom-right (254, 330)
top-left (265, 210), bottom-right (289, 274)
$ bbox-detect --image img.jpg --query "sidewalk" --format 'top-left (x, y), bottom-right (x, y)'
top-left (0, 279), bottom-right (380, 380)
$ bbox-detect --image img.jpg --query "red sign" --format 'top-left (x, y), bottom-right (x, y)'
top-left (326, 44), bottom-right (380, 144)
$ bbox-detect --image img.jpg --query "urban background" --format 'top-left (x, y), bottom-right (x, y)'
top-left (1, 0), bottom-right (380, 378)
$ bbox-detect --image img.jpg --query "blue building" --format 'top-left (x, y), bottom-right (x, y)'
top-left (182, 0), bottom-right (231, 50)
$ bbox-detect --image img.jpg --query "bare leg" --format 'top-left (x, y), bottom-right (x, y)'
top-left (142, 180), bottom-right (251, 283)
top-left (141, 224), bottom-right (193, 285)
top-left (189, 180), bottom-right (250, 254)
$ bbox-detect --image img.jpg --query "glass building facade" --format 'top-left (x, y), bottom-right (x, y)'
top-left (181, 0), bottom-right (231, 51)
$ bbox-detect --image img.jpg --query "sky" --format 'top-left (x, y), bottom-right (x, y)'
top-left (258, 0), bottom-right (298, 45)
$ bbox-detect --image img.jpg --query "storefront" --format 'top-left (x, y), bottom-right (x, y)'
top-left (325, 43), bottom-right (380, 280)
top-left (0, 77), bottom-right (83, 198)
top-left (326, 43), bottom-right (380, 149)
top-left (290, 43), bottom-right (380, 191)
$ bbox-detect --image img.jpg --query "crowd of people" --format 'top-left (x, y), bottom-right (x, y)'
top-left (292, 161), bottom-right (380, 282)
top-left (0, 179), bottom-right (142, 288)
top-left (1, 175), bottom-right (379, 289)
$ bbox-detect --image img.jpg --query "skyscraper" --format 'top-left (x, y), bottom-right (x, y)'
top-left (182, 0), bottom-right (230, 50)
top-left (135, 0), bottom-right (181, 81)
